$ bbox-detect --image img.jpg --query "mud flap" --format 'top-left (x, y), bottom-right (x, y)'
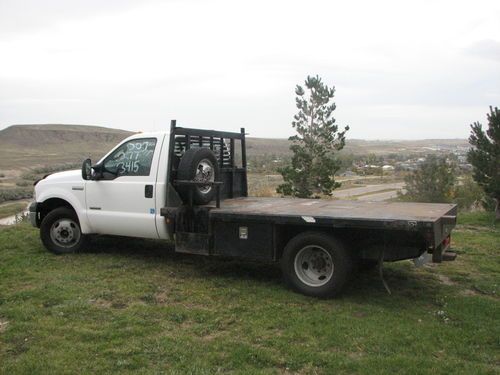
top-left (413, 251), bottom-right (432, 267)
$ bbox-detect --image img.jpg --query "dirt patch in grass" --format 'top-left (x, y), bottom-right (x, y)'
top-left (0, 319), bottom-right (8, 333)
top-left (436, 274), bottom-right (457, 286)
top-left (461, 289), bottom-right (479, 297)
top-left (89, 298), bottom-right (113, 308)
top-left (456, 225), bottom-right (498, 233)
top-left (435, 273), bottom-right (487, 298)
top-left (154, 290), bottom-right (169, 304)
top-left (199, 330), bottom-right (227, 342)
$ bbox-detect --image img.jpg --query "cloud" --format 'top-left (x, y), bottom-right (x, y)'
top-left (0, 0), bottom-right (160, 35)
top-left (0, 0), bottom-right (499, 139)
top-left (463, 39), bottom-right (500, 62)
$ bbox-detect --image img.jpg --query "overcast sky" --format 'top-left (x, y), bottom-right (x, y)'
top-left (0, 0), bottom-right (499, 139)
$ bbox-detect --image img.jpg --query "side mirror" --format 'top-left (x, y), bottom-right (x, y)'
top-left (81, 159), bottom-right (92, 180)
top-left (92, 163), bottom-right (104, 180)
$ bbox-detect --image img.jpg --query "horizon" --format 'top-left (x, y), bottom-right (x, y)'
top-left (0, 123), bottom-right (470, 142)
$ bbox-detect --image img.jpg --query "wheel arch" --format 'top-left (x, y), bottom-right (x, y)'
top-left (274, 225), bottom-right (350, 261)
top-left (38, 198), bottom-right (74, 224)
top-left (36, 190), bottom-right (91, 233)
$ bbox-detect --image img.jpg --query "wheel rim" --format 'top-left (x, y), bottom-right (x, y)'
top-left (294, 245), bottom-right (334, 287)
top-left (49, 218), bottom-right (81, 248)
top-left (194, 159), bottom-right (215, 194)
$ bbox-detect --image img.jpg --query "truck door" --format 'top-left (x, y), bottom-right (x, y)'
top-left (85, 135), bottom-right (164, 238)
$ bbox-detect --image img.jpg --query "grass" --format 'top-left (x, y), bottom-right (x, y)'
top-left (248, 173), bottom-right (283, 197)
top-left (0, 201), bottom-right (28, 219)
top-left (0, 213), bottom-right (499, 374)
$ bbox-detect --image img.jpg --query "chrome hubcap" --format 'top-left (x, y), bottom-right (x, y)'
top-left (294, 245), bottom-right (334, 287)
top-left (194, 159), bottom-right (215, 194)
top-left (50, 219), bottom-right (81, 248)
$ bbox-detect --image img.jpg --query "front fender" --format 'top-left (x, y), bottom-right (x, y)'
top-left (36, 188), bottom-right (92, 234)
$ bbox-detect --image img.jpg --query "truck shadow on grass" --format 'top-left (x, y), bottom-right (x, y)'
top-left (84, 235), bottom-right (443, 303)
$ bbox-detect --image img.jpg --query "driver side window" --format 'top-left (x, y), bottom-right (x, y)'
top-left (103, 138), bottom-right (157, 177)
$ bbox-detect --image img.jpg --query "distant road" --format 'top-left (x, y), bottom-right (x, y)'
top-left (356, 189), bottom-right (403, 201)
top-left (332, 182), bottom-right (405, 202)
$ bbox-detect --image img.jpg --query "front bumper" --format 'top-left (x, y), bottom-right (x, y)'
top-left (29, 202), bottom-right (38, 228)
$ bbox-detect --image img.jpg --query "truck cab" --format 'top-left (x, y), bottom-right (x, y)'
top-left (32, 132), bottom-right (169, 239)
top-left (30, 121), bottom-right (457, 298)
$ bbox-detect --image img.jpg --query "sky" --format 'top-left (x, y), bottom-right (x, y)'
top-left (0, 0), bottom-right (499, 139)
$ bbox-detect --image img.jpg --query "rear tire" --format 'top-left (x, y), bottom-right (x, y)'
top-left (177, 148), bottom-right (219, 205)
top-left (281, 232), bottom-right (352, 298)
top-left (40, 207), bottom-right (88, 254)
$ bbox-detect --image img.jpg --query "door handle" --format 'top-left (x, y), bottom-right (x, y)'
top-left (145, 185), bottom-right (153, 198)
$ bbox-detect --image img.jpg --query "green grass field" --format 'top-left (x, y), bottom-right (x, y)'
top-left (0, 213), bottom-right (498, 374)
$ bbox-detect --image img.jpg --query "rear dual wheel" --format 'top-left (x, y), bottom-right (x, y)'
top-left (281, 232), bottom-right (352, 298)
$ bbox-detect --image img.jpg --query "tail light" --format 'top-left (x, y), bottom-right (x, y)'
top-left (442, 235), bottom-right (451, 249)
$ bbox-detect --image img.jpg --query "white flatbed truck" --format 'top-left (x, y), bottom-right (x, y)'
top-left (30, 121), bottom-right (457, 297)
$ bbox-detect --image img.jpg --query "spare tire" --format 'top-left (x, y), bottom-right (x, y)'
top-left (177, 147), bottom-right (220, 205)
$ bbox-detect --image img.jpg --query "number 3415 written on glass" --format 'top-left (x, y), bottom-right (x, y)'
top-left (117, 160), bottom-right (140, 174)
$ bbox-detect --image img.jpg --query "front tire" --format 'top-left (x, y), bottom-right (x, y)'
top-left (40, 207), bottom-right (88, 254)
top-left (281, 232), bottom-right (352, 298)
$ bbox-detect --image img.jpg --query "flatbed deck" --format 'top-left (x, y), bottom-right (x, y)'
top-left (211, 197), bottom-right (457, 224)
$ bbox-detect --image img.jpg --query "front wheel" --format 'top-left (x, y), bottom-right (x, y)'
top-left (40, 207), bottom-right (88, 254)
top-left (281, 232), bottom-right (352, 298)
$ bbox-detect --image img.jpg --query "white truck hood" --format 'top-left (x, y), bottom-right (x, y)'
top-left (42, 169), bottom-right (82, 183)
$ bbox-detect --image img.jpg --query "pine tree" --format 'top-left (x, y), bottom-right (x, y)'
top-left (399, 155), bottom-right (456, 203)
top-left (277, 75), bottom-right (349, 198)
top-left (467, 106), bottom-right (500, 220)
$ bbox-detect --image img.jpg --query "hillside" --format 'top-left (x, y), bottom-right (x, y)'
top-left (0, 124), bottom-right (133, 169)
top-left (0, 124), bottom-right (131, 147)
top-left (0, 124), bottom-right (469, 170)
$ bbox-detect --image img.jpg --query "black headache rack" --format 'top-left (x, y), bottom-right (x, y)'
top-left (161, 120), bottom-right (249, 253)
top-left (166, 119), bottom-right (248, 207)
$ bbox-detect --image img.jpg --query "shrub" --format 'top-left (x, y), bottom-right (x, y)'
top-left (21, 172), bottom-right (38, 181)
top-left (399, 155), bottom-right (456, 203)
top-left (0, 188), bottom-right (33, 204)
top-left (453, 176), bottom-right (486, 211)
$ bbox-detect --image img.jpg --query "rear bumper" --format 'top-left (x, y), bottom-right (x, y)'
top-left (29, 202), bottom-right (38, 228)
